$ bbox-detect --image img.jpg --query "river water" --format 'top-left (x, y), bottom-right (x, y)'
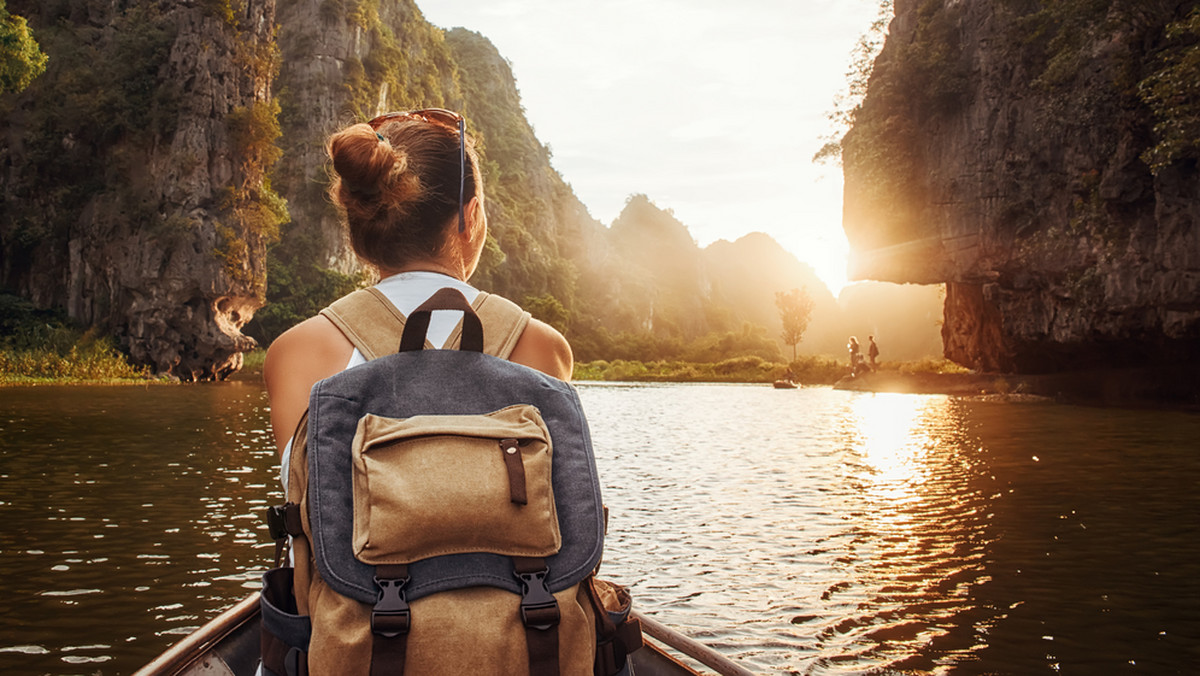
top-left (0, 382), bottom-right (1197, 674)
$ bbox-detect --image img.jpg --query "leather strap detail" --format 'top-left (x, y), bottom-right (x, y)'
top-left (369, 630), bottom-right (407, 676)
top-left (526, 620), bottom-right (560, 676)
top-left (399, 288), bottom-right (483, 353)
top-left (500, 438), bottom-right (528, 505)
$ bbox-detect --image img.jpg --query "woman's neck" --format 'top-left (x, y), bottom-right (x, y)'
top-left (379, 260), bottom-right (466, 281)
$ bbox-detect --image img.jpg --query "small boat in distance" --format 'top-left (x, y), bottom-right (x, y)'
top-left (773, 379), bottom-right (798, 389)
top-left (133, 592), bottom-right (757, 676)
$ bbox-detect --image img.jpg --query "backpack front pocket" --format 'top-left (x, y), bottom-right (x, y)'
top-left (350, 405), bottom-right (560, 564)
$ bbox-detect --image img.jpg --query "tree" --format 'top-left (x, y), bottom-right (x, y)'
top-left (1140, 6), bottom-right (1200, 172)
top-left (0, 1), bottom-right (48, 95)
top-left (775, 287), bottom-right (814, 361)
top-left (813, 0), bottom-right (893, 165)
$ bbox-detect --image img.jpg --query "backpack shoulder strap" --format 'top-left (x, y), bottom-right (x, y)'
top-left (444, 291), bottom-right (532, 359)
top-left (320, 288), bottom-right (531, 360)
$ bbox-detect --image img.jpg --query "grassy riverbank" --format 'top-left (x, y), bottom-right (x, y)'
top-left (0, 295), bottom-right (157, 385)
top-left (0, 338), bottom-right (156, 385)
top-left (2, 292), bottom-right (959, 388)
top-left (9, 338), bottom-right (968, 387)
top-left (575, 355), bottom-right (844, 384)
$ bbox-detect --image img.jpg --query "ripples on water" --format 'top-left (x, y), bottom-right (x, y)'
top-left (0, 383), bottom-right (280, 674)
top-left (1, 382), bottom-right (1198, 674)
top-left (578, 384), bottom-right (1200, 675)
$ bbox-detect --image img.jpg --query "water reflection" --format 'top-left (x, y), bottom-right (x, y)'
top-left (2, 383), bottom-right (1198, 674)
top-left (0, 383), bottom-right (280, 674)
top-left (850, 392), bottom-right (933, 488)
top-left (813, 394), bottom-right (992, 674)
top-left (579, 385), bottom-right (1200, 674)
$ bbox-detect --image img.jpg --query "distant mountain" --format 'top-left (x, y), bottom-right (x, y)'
top-left (703, 231), bottom-right (943, 360)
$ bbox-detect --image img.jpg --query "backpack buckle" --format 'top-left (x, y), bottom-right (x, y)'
top-left (266, 503), bottom-right (302, 541)
top-left (515, 567), bottom-right (560, 630)
top-left (371, 574), bottom-right (411, 638)
top-left (266, 504), bottom-right (289, 541)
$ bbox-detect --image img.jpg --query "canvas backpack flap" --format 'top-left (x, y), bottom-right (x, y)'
top-left (306, 348), bottom-right (605, 605)
top-left (350, 404), bottom-right (562, 564)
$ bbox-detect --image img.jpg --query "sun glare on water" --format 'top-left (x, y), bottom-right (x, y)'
top-left (849, 393), bottom-right (944, 492)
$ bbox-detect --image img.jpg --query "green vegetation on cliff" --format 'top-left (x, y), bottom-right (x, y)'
top-left (846, 0), bottom-right (1200, 255)
top-left (252, 0), bottom-right (462, 345)
top-left (0, 0), bottom-right (47, 94)
top-left (841, 0), bottom-right (969, 252)
top-left (1140, 6), bottom-right (1200, 171)
top-left (0, 2), bottom-right (179, 266)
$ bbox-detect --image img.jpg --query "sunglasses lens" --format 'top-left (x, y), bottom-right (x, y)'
top-left (369, 108), bottom-right (461, 129)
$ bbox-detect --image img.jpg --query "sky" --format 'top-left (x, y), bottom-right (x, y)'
top-left (419, 0), bottom-right (886, 294)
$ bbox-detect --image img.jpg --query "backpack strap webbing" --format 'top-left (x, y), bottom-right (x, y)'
top-left (514, 557), bottom-right (560, 676)
top-left (370, 564), bottom-right (411, 676)
top-left (319, 287), bottom-right (531, 360)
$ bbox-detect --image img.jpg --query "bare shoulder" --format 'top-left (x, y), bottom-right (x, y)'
top-left (508, 318), bottom-right (574, 381)
top-left (264, 315), bottom-right (354, 383)
top-left (263, 315), bottom-right (355, 452)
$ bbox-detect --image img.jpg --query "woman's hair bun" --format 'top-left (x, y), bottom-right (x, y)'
top-left (328, 114), bottom-right (475, 271)
top-left (329, 123), bottom-right (417, 201)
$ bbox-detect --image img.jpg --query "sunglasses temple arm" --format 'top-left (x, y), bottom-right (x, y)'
top-left (458, 119), bottom-right (466, 233)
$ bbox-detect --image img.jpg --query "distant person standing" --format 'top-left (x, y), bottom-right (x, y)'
top-left (868, 335), bottom-right (879, 371)
top-left (847, 336), bottom-right (861, 376)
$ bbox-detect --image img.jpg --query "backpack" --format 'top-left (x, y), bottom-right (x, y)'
top-left (260, 287), bottom-right (642, 675)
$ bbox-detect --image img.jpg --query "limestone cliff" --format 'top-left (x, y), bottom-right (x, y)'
top-left (271, 0), bottom-right (462, 274)
top-left (843, 0), bottom-right (1200, 373)
top-left (2, 0), bottom-right (945, 374)
top-left (0, 0), bottom-right (280, 380)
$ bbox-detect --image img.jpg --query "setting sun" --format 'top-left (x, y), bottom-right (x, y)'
top-left (419, 0), bottom-right (883, 296)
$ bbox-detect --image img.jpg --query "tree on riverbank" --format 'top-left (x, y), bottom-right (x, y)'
top-left (776, 287), bottom-right (815, 361)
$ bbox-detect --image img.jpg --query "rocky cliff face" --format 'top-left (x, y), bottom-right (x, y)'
top-left (272, 0), bottom-right (462, 274)
top-left (843, 0), bottom-right (1200, 372)
top-left (0, 0), bottom-right (279, 380)
top-left (3, 0), bottom-right (947, 374)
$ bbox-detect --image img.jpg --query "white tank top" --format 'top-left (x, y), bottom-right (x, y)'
top-left (280, 271), bottom-right (479, 491)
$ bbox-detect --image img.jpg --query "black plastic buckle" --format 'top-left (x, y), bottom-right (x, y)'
top-left (284, 645), bottom-right (307, 676)
top-left (371, 575), bottom-right (411, 638)
top-left (266, 504), bottom-right (289, 541)
top-left (515, 567), bottom-right (560, 630)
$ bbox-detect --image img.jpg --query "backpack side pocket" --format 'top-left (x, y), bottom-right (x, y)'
top-left (588, 576), bottom-right (644, 676)
top-left (260, 567), bottom-right (312, 676)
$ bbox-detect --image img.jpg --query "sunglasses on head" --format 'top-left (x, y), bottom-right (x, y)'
top-left (368, 108), bottom-right (467, 233)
